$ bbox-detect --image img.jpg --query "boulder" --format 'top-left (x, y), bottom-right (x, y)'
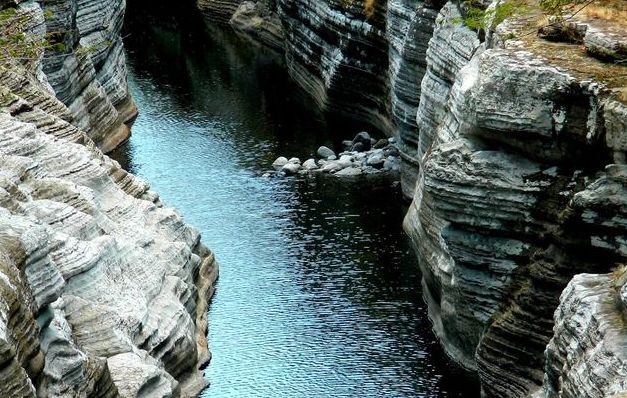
top-left (302, 158), bottom-right (318, 170)
top-left (316, 146), bottom-right (335, 159)
top-left (335, 167), bottom-right (363, 176)
top-left (366, 152), bottom-right (385, 168)
top-left (352, 132), bottom-right (372, 151)
top-left (373, 138), bottom-right (389, 149)
top-left (383, 156), bottom-right (401, 172)
top-left (272, 156), bottom-right (288, 170)
top-left (281, 163), bottom-right (301, 175)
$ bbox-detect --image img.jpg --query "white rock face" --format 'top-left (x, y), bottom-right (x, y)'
top-left (403, 2), bottom-right (627, 397)
top-left (538, 270), bottom-right (627, 398)
top-left (39, 0), bottom-right (138, 153)
top-left (0, 8), bottom-right (218, 397)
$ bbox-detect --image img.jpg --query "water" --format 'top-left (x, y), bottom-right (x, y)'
top-left (115, 1), bottom-right (479, 397)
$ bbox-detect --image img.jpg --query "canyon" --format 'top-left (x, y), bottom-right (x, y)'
top-left (0, 0), bottom-right (624, 397)
top-left (197, 0), bottom-right (626, 397)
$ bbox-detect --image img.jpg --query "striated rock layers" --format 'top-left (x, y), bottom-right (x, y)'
top-left (0, 69), bottom-right (219, 396)
top-left (39, 0), bottom-right (138, 153)
top-left (197, 0), bottom-right (285, 51)
top-left (404, 1), bottom-right (627, 397)
top-left (0, 2), bottom-right (218, 397)
top-left (197, 0), bottom-right (444, 191)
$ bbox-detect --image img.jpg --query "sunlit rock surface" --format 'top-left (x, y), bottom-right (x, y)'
top-left (537, 269), bottom-right (627, 398)
top-left (404, 2), bottom-right (627, 396)
top-left (0, 67), bottom-right (218, 396)
top-left (0, 3), bottom-right (217, 397)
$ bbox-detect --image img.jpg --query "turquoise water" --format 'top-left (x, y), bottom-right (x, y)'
top-left (114, 1), bottom-right (479, 396)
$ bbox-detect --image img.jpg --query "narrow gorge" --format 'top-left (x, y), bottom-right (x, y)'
top-left (0, 0), bottom-right (625, 397)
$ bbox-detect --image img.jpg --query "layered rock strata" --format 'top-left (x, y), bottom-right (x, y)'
top-left (0, 64), bottom-right (218, 396)
top-left (404, 2), bottom-right (627, 396)
top-left (197, 0), bottom-right (444, 174)
top-left (40, 0), bottom-right (138, 153)
top-left (197, 1), bottom-right (627, 396)
top-left (198, 0), bottom-right (284, 51)
top-left (0, 2), bottom-right (218, 397)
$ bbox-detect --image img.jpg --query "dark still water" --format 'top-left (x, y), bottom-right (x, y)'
top-left (116, 1), bottom-right (479, 397)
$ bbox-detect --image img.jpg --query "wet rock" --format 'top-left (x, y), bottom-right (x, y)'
top-left (384, 157), bottom-right (401, 171)
top-left (384, 146), bottom-right (401, 157)
top-left (317, 146), bottom-right (335, 159)
top-left (320, 160), bottom-right (350, 173)
top-left (302, 158), bottom-right (318, 170)
top-left (272, 156), bottom-right (288, 170)
top-left (288, 157), bottom-right (301, 164)
top-left (374, 139), bottom-right (389, 149)
top-left (281, 162), bottom-right (301, 175)
top-left (352, 132), bottom-right (372, 151)
top-left (335, 167), bottom-right (363, 177)
top-left (366, 152), bottom-right (385, 168)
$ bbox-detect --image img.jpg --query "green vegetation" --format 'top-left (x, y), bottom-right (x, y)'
top-left (455, 0), bottom-right (526, 32)
top-left (0, 7), bottom-right (64, 66)
top-left (0, 6), bottom-right (111, 68)
top-left (538, 0), bottom-right (572, 16)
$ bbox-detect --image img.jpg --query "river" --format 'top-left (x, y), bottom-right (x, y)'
top-left (112, 1), bottom-right (479, 396)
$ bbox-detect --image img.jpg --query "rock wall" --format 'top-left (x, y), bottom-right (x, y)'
top-left (40, 0), bottom-right (137, 153)
top-left (403, 2), bottom-right (627, 397)
top-left (196, 0), bottom-right (444, 195)
top-left (197, 0), bottom-right (284, 51)
top-left (0, 1), bottom-right (218, 397)
top-left (538, 269), bottom-right (627, 398)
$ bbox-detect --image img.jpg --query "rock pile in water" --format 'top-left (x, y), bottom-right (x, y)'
top-left (269, 132), bottom-right (401, 177)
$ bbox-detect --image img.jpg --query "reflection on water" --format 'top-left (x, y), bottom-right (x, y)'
top-left (114, 1), bottom-right (480, 396)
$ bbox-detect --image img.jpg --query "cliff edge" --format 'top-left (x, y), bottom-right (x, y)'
top-left (0, 1), bottom-right (218, 396)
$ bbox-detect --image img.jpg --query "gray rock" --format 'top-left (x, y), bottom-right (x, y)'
top-left (320, 158), bottom-right (351, 173)
top-left (335, 167), bottom-right (363, 177)
top-left (374, 138), bottom-right (389, 149)
top-left (317, 146), bottom-right (335, 159)
top-left (327, 155), bottom-right (337, 160)
top-left (383, 156), bottom-right (401, 172)
top-left (538, 271), bottom-right (627, 398)
top-left (288, 157), bottom-right (301, 164)
top-left (0, 35), bottom-right (218, 397)
top-left (366, 152), bottom-right (385, 168)
top-left (229, 1), bottom-right (285, 53)
top-left (302, 158), bottom-right (318, 170)
top-left (384, 146), bottom-right (401, 157)
top-left (272, 156), bottom-right (288, 170)
top-left (281, 162), bottom-right (301, 175)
